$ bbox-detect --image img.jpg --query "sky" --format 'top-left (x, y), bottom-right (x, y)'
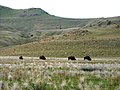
top-left (0, 0), bottom-right (120, 18)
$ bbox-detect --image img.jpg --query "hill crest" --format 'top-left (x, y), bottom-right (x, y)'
top-left (0, 5), bottom-right (50, 17)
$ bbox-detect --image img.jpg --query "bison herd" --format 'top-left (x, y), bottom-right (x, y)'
top-left (68, 55), bottom-right (91, 61)
top-left (19, 55), bottom-right (92, 61)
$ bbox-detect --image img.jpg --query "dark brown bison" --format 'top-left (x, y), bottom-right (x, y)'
top-left (39, 55), bottom-right (46, 60)
top-left (84, 56), bottom-right (91, 61)
top-left (68, 56), bottom-right (76, 60)
top-left (31, 34), bottom-right (33, 37)
top-left (19, 56), bottom-right (23, 59)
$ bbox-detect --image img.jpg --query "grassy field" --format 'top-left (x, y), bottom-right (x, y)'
top-left (0, 57), bottom-right (120, 90)
top-left (0, 28), bottom-right (120, 58)
top-left (0, 5), bottom-right (120, 90)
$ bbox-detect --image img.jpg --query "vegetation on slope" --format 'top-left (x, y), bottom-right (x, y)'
top-left (0, 5), bottom-right (91, 47)
top-left (0, 28), bottom-right (120, 57)
top-left (0, 5), bottom-right (120, 57)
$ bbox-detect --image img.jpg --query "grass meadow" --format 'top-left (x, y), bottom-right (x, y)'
top-left (0, 57), bottom-right (120, 90)
top-left (0, 20), bottom-right (120, 90)
top-left (0, 28), bottom-right (120, 57)
top-left (0, 6), bottom-right (120, 90)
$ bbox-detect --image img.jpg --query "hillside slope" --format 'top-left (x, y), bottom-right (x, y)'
top-left (0, 27), bottom-right (120, 57)
top-left (0, 5), bottom-right (91, 47)
top-left (0, 5), bottom-right (120, 57)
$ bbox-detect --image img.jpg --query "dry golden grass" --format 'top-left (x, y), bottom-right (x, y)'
top-left (0, 28), bottom-right (120, 58)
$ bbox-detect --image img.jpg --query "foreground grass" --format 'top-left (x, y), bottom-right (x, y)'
top-left (0, 58), bottom-right (120, 90)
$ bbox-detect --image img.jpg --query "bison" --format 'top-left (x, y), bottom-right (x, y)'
top-left (68, 56), bottom-right (76, 60)
top-left (39, 55), bottom-right (46, 60)
top-left (84, 56), bottom-right (91, 61)
top-left (19, 56), bottom-right (23, 59)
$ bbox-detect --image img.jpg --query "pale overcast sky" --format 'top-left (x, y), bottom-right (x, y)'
top-left (0, 0), bottom-right (120, 18)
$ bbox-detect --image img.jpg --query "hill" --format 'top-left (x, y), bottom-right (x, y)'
top-left (0, 5), bottom-right (91, 47)
top-left (0, 27), bottom-right (120, 57)
top-left (0, 5), bottom-right (120, 57)
top-left (0, 5), bottom-right (49, 17)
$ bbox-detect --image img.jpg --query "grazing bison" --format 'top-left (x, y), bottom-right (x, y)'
top-left (84, 56), bottom-right (91, 61)
top-left (30, 34), bottom-right (33, 37)
top-left (68, 56), bottom-right (76, 60)
top-left (19, 56), bottom-right (23, 59)
top-left (39, 55), bottom-right (46, 60)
